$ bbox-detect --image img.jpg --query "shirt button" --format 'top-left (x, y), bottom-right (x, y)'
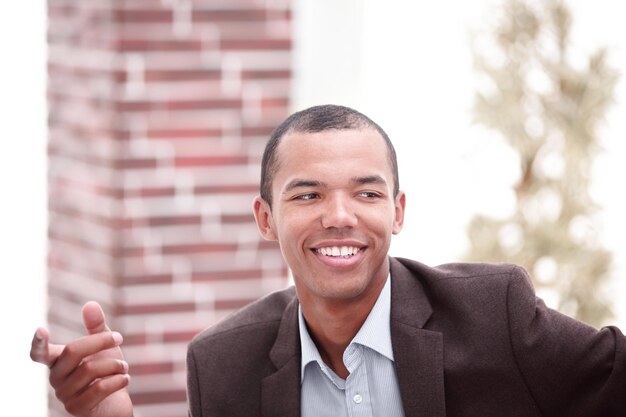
top-left (353, 394), bottom-right (363, 404)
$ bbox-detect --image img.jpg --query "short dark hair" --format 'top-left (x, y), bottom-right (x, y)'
top-left (260, 104), bottom-right (399, 207)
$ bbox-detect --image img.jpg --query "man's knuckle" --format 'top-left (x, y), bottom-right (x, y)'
top-left (49, 373), bottom-right (61, 387)
top-left (89, 379), bottom-right (108, 397)
top-left (81, 359), bottom-right (95, 373)
top-left (54, 387), bottom-right (67, 402)
top-left (64, 400), bottom-right (79, 415)
top-left (63, 343), bottom-right (78, 357)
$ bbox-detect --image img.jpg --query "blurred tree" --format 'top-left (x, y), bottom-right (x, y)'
top-left (467, 0), bottom-right (619, 327)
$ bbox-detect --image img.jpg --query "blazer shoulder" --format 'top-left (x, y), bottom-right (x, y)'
top-left (391, 257), bottom-right (535, 308)
top-left (190, 285), bottom-right (297, 347)
top-left (393, 256), bottom-right (528, 283)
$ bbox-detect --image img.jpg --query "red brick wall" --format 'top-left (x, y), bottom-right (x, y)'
top-left (47, 1), bottom-right (291, 416)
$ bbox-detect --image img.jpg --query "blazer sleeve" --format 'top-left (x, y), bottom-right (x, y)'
top-left (187, 344), bottom-right (202, 417)
top-left (506, 266), bottom-right (626, 416)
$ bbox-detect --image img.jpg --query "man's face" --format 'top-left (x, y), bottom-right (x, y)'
top-left (253, 128), bottom-right (405, 307)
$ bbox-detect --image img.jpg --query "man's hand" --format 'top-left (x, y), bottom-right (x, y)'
top-left (30, 301), bottom-right (134, 417)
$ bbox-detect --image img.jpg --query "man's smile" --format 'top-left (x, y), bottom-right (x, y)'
top-left (310, 242), bottom-right (367, 268)
top-left (315, 246), bottom-right (362, 257)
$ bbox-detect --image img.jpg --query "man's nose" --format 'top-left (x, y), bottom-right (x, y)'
top-left (321, 195), bottom-right (358, 229)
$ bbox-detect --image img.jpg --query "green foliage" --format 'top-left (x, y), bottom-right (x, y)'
top-left (467, 0), bottom-right (619, 327)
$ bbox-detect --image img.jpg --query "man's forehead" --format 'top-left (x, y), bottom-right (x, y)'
top-left (277, 127), bottom-right (386, 153)
top-left (272, 128), bottom-right (393, 188)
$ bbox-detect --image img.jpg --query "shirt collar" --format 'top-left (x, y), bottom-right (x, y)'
top-left (298, 273), bottom-right (394, 382)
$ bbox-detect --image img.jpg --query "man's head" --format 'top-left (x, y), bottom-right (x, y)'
top-left (260, 104), bottom-right (399, 207)
top-left (252, 105), bottom-right (405, 307)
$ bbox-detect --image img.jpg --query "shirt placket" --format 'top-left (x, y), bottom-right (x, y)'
top-left (343, 344), bottom-right (374, 417)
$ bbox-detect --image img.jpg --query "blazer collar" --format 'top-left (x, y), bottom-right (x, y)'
top-left (262, 295), bottom-right (301, 417)
top-left (261, 257), bottom-right (446, 417)
top-left (390, 257), bottom-right (446, 417)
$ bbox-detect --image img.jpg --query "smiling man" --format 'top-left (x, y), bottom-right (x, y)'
top-left (32, 105), bottom-right (625, 417)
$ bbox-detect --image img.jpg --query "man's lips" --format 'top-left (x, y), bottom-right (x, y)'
top-left (314, 246), bottom-right (362, 257)
top-left (309, 243), bottom-right (367, 267)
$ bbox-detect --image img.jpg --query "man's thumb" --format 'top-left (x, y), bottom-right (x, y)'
top-left (82, 301), bottom-right (110, 335)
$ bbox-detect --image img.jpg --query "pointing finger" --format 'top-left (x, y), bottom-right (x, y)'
top-left (51, 331), bottom-right (123, 380)
top-left (54, 358), bottom-right (129, 403)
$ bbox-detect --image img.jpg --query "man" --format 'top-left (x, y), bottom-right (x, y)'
top-left (32, 105), bottom-right (626, 416)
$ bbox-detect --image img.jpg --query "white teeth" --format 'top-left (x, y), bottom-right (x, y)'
top-left (316, 246), bottom-right (360, 257)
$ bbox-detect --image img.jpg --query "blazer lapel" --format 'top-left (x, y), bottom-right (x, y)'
top-left (260, 258), bottom-right (446, 417)
top-left (390, 258), bottom-right (446, 417)
top-left (261, 296), bottom-right (301, 417)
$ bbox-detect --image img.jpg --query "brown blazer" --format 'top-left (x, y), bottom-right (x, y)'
top-left (186, 257), bottom-right (626, 417)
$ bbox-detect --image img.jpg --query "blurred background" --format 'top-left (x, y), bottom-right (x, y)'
top-left (2, 0), bottom-right (624, 415)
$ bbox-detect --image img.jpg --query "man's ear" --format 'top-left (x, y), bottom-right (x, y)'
top-left (392, 191), bottom-right (406, 235)
top-left (252, 196), bottom-right (278, 241)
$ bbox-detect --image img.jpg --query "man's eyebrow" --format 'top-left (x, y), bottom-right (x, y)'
top-left (352, 175), bottom-right (387, 186)
top-left (283, 179), bottom-right (326, 193)
top-left (282, 176), bottom-right (386, 193)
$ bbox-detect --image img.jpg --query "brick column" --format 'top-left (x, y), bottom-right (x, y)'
top-left (47, 1), bottom-right (291, 416)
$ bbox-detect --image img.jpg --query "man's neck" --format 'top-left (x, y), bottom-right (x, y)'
top-left (299, 277), bottom-right (387, 379)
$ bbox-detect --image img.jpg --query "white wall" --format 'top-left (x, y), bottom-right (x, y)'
top-left (0, 2), bottom-right (47, 415)
top-left (293, 0), bottom-right (626, 328)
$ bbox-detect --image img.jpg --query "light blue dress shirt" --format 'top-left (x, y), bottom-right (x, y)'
top-left (298, 275), bottom-right (406, 417)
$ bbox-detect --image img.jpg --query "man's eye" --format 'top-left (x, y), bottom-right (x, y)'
top-left (359, 191), bottom-right (380, 198)
top-left (295, 193), bottom-right (318, 200)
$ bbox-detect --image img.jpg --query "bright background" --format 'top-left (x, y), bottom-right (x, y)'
top-left (0, 1), bottom-right (48, 415)
top-left (2, 0), bottom-right (624, 415)
top-left (293, 0), bottom-right (626, 325)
